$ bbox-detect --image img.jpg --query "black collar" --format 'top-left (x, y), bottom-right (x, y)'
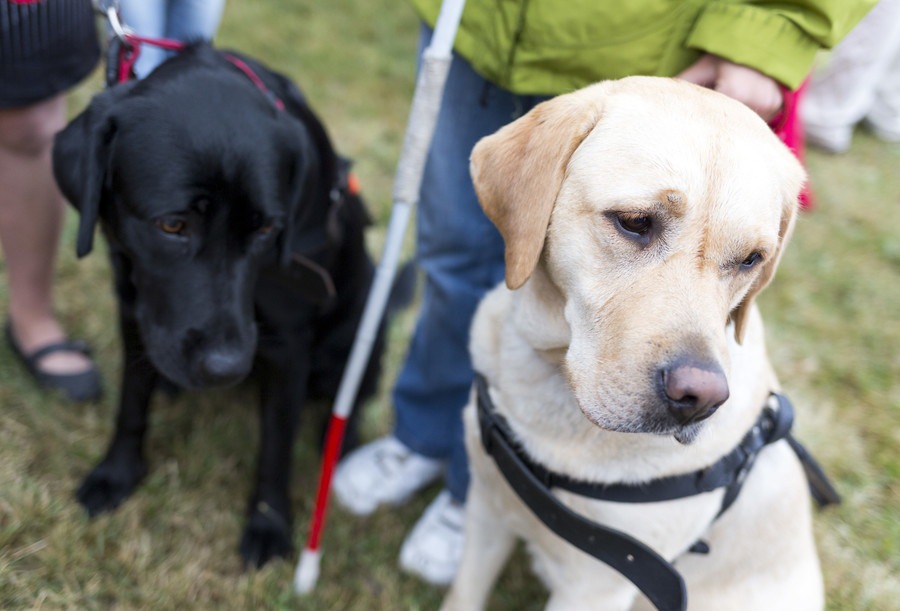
top-left (475, 373), bottom-right (839, 611)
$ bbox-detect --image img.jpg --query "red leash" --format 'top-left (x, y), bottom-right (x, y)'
top-left (110, 32), bottom-right (284, 111)
top-left (220, 53), bottom-right (286, 111)
top-left (115, 33), bottom-right (185, 83)
top-left (108, 31), bottom-right (284, 112)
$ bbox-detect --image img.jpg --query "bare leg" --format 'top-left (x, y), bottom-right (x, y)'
top-left (0, 95), bottom-right (93, 375)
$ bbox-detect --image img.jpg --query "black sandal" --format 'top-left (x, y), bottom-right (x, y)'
top-left (5, 321), bottom-right (103, 402)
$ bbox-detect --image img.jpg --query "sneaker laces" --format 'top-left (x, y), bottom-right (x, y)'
top-left (374, 439), bottom-right (413, 478)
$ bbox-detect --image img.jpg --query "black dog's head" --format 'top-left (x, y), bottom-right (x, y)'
top-left (53, 44), bottom-right (339, 389)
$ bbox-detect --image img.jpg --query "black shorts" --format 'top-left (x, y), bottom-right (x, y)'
top-left (0, 0), bottom-right (100, 108)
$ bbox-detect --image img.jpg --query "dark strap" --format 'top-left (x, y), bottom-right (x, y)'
top-left (27, 339), bottom-right (93, 365)
top-left (718, 393), bottom-right (841, 513)
top-left (716, 396), bottom-right (792, 516)
top-left (475, 374), bottom-right (841, 611)
top-left (517, 394), bottom-right (794, 509)
top-left (786, 434), bottom-right (842, 507)
top-left (286, 253), bottom-right (337, 306)
top-left (476, 375), bottom-right (687, 611)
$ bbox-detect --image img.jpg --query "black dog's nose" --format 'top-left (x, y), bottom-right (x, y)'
top-left (197, 350), bottom-right (250, 386)
top-left (660, 360), bottom-right (729, 425)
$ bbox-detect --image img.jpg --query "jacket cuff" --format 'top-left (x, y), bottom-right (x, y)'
top-left (686, 3), bottom-right (820, 89)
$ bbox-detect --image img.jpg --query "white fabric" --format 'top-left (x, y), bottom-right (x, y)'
top-left (803, 0), bottom-right (900, 147)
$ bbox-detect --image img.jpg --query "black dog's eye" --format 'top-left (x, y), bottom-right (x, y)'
top-left (740, 251), bottom-right (763, 269)
top-left (156, 217), bottom-right (186, 235)
top-left (250, 211), bottom-right (277, 238)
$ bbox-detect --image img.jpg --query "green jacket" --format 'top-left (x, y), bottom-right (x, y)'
top-left (409, 0), bottom-right (876, 94)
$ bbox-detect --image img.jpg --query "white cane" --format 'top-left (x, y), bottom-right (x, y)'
top-left (294, 0), bottom-right (467, 594)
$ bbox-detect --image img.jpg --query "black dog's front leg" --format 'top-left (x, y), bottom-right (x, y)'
top-left (76, 314), bottom-right (157, 516)
top-left (239, 348), bottom-right (311, 568)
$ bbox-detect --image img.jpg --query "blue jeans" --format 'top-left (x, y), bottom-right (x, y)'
top-left (120, 0), bottom-right (226, 77)
top-left (393, 30), bottom-right (549, 503)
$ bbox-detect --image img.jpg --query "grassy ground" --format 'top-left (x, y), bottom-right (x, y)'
top-left (1, 1), bottom-right (897, 609)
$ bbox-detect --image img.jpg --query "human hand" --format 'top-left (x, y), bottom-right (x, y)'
top-left (677, 54), bottom-right (783, 122)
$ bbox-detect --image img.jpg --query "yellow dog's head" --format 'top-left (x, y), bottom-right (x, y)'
top-left (471, 77), bottom-right (803, 443)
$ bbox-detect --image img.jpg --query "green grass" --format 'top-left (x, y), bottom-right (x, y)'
top-left (1, 1), bottom-right (898, 608)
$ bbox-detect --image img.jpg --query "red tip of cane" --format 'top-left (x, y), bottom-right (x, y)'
top-left (306, 414), bottom-right (348, 550)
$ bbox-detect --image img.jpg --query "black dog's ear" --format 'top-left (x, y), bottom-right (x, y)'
top-left (271, 76), bottom-right (341, 268)
top-left (275, 124), bottom-right (326, 267)
top-left (53, 85), bottom-right (130, 257)
top-left (220, 53), bottom-right (344, 266)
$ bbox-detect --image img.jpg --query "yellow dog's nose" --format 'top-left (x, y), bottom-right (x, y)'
top-left (661, 361), bottom-right (730, 425)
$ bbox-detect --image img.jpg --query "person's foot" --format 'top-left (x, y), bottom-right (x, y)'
top-left (399, 490), bottom-right (465, 586)
top-left (5, 318), bottom-right (102, 402)
top-left (332, 435), bottom-right (444, 516)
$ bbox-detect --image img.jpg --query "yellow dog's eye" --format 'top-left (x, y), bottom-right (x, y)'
top-left (616, 213), bottom-right (653, 236)
top-left (157, 217), bottom-right (186, 235)
top-left (741, 251), bottom-right (763, 269)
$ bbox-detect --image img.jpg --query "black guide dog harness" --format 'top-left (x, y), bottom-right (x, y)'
top-left (475, 373), bottom-right (840, 611)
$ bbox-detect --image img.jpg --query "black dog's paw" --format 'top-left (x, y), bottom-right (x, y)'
top-left (75, 459), bottom-right (147, 516)
top-left (239, 503), bottom-right (293, 568)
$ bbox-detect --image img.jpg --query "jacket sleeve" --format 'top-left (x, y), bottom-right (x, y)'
top-left (686, 1), bottom-right (877, 88)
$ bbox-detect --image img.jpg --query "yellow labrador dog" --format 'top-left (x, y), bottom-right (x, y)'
top-left (443, 77), bottom-right (826, 611)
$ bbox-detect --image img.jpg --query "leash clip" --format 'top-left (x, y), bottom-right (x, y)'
top-left (94, 0), bottom-right (133, 43)
top-left (107, 7), bottom-right (132, 42)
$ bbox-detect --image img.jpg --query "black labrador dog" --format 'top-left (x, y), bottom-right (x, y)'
top-left (53, 43), bottom-right (395, 567)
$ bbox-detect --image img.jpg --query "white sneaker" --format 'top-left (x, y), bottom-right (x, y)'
top-left (332, 436), bottom-right (444, 516)
top-left (399, 490), bottom-right (465, 587)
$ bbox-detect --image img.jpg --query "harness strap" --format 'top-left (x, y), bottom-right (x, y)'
top-left (524, 409), bottom-right (783, 506)
top-left (476, 375), bottom-right (687, 611)
top-left (475, 373), bottom-right (840, 611)
top-left (786, 431), bottom-right (843, 507)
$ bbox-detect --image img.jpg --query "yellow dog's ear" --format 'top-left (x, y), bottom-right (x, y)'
top-left (470, 89), bottom-right (602, 289)
top-left (731, 191), bottom-right (800, 343)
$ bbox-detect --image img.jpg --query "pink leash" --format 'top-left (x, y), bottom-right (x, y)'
top-left (115, 33), bottom-right (185, 83)
top-left (771, 81), bottom-right (813, 210)
top-left (111, 34), bottom-right (284, 111)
